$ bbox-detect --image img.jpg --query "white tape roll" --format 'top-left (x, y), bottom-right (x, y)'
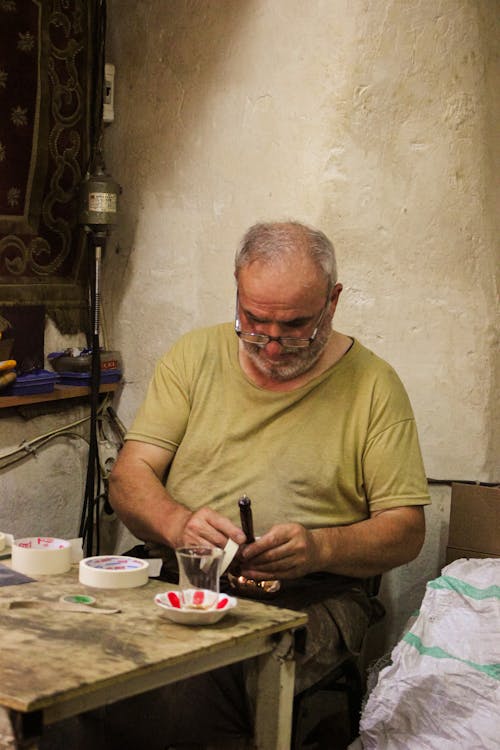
top-left (79, 555), bottom-right (149, 589)
top-left (11, 537), bottom-right (72, 576)
top-left (0, 532), bottom-right (4, 552)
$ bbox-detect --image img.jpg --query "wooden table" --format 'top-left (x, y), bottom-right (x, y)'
top-left (0, 568), bottom-right (307, 749)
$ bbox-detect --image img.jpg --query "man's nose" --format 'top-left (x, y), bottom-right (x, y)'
top-left (262, 324), bottom-right (286, 354)
top-left (263, 338), bottom-right (283, 356)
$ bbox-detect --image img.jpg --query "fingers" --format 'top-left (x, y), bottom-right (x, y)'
top-left (181, 507), bottom-right (246, 549)
top-left (239, 523), bottom-right (312, 579)
top-left (177, 516), bottom-right (314, 581)
top-left (240, 524), bottom-right (301, 561)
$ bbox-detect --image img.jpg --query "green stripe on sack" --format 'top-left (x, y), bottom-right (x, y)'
top-left (428, 575), bottom-right (500, 600)
top-left (403, 632), bottom-right (500, 681)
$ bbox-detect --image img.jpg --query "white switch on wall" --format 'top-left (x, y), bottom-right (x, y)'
top-left (103, 63), bottom-right (115, 123)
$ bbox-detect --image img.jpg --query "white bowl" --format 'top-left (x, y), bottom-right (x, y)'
top-left (154, 590), bottom-right (237, 625)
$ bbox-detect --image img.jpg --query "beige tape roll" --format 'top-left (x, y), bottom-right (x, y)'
top-left (79, 555), bottom-right (150, 589)
top-left (11, 537), bottom-right (72, 576)
top-left (0, 532), bottom-right (5, 552)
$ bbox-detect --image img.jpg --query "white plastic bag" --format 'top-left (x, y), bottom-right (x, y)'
top-left (358, 558), bottom-right (500, 749)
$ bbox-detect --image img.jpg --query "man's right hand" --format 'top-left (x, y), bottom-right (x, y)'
top-left (109, 440), bottom-right (246, 552)
top-left (177, 506), bottom-right (246, 550)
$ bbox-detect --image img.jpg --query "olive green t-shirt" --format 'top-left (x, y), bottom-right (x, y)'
top-left (127, 324), bottom-right (430, 535)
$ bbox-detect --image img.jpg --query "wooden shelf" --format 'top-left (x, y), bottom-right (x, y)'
top-left (0, 382), bottom-right (120, 409)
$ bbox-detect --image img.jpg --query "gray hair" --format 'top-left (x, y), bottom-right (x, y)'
top-left (234, 221), bottom-right (337, 285)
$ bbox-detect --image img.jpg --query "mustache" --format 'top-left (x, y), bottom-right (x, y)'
top-left (241, 322), bottom-right (331, 382)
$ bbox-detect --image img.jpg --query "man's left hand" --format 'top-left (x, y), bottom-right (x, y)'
top-left (239, 523), bottom-right (319, 580)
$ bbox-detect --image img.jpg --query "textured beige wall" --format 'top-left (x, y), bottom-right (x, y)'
top-left (1, 0), bottom-right (498, 651)
top-left (103, 0), bottom-right (498, 472)
top-left (100, 0), bottom-right (498, 647)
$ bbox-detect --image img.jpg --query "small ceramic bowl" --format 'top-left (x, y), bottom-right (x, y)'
top-left (154, 590), bottom-right (237, 625)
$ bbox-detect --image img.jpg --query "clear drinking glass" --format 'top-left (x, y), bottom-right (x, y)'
top-left (175, 546), bottom-right (224, 610)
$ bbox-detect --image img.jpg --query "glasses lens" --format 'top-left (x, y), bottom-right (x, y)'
top-left (237, 331), bottom-right (310, 349)
top-left (279, 338), bottom-right (310, 349)
top-left (238, 332), bottom-right (268, 346)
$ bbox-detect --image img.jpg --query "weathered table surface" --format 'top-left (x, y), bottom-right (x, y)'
top-left (0, 567), bottom-right (307, 749)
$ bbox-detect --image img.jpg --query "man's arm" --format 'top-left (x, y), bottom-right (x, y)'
top-left (239, 506), bottom-right (426, 580)
top-left (109, 440), bottom-right (246, 549)
top-left (310, 506), bottom-right (426, 577)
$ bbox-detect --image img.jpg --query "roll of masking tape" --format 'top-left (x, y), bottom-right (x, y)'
top-left (79, 555), bottom-right (150, 589)
top-left (0, 532), bottom-right (5, 552)
top-left (11, 537), bottom-right (72, 576)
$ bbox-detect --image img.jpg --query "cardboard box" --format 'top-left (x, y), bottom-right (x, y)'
top-left (445, 482), bottom-right (500, 564)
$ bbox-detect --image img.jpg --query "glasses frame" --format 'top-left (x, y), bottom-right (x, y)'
top-left (234, 286), bottom-right (332, 350)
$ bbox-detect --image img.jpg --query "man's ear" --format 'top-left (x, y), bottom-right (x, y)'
top-left (330, 283), bottom-right (343, 311)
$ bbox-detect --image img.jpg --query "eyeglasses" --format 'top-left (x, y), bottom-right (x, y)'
top-left (234, 288), bottom-right (332, 350)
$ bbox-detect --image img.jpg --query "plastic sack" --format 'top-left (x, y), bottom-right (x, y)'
top-left (357, 558), bottom-right (500, 749)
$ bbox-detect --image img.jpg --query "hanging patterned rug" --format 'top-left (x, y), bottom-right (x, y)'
top-left (0, 0), bottom-right (97, 333)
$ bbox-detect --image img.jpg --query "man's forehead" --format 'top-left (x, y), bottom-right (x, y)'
top-left (239, 251), bottom-right (324, 284)
top-left (237, 270), bottom-right (328, 316)
top-left (239, 260), bottom-right (326, 296)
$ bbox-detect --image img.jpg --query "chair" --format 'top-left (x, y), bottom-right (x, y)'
top-left (292, 575), bottom-right (383, 749)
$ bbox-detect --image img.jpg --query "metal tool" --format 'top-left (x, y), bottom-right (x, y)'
top-left (233, 494), bottom-right (281, 596)
top-left (238, 494), bottom-right (255, 543)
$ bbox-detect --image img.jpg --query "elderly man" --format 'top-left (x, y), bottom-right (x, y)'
top-left (112, 221), bottom-right (427, 572)
top-left (86, 220), bottom-right (429, 749)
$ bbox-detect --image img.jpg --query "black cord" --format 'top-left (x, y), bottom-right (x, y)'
top-left (89, 0), bottom-right (107, 172)
top-left (80, 234), bottom-right (104, 555)
top-left (427, 478), bottom-right (499, 488)
top-left (78, 0), bottom-right (108, 556)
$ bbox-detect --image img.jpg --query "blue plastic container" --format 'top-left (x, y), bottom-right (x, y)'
top-left (56, 369), bottom-right (122, 386)
top-left (1, 369), bottom-right (58, 396)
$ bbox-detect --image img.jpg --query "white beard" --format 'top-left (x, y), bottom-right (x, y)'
top-left (242, 322), bottom-right (332, 382)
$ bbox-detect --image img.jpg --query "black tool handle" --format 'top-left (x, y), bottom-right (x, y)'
top-left (238, 494), bottom-right (255, 543)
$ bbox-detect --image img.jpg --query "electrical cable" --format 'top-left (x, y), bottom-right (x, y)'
top-left (105, 405), bottom-right (127, 442)
top-left (0, 433), bottom-right (91, 471)
top-left (89, 0), bottom-right (107, 172)
top-left (0, 414), bottom-right (91, 460)
top-left (0, 395), bottom-right (115, 471)
top-left (78, 0), bottom-right (117, 557)
top-left (80, 242), bottom-right (103, 554)
top-left (427, 478), bottom-right (499, 488)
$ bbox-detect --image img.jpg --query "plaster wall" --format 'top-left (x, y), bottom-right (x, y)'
top-left (101, 0), bottom-right (499, 646)
top-left (0, 321), bottom-right (88, 538)
top-left (0, 315), bottom-right (127, 556)
top-left (0, 0), bottom-right (498, 653)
